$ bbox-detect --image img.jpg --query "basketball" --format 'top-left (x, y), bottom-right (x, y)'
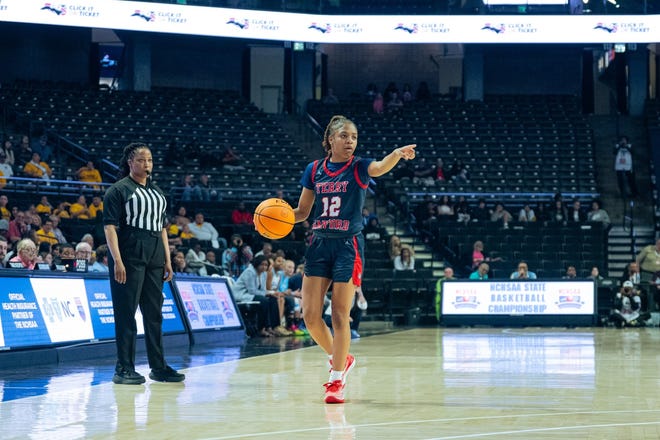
top-left (254, 198), bottom-right (295, 240)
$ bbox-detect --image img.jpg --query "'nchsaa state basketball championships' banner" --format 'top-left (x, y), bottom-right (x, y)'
top-left (0, 0), bottom-right (657, 44)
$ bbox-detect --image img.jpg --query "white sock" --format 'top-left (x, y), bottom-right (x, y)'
top-left (329, 370), bottom-right (343, 382)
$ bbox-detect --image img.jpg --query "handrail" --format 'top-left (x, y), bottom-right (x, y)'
top-left (0, 175), bottom-right (111, 198)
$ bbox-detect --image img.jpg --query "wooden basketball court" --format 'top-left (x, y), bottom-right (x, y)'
top-left (1, 327), bottom-right (660, 439)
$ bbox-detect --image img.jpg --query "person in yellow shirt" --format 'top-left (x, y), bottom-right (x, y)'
top-left (53, 201), bottom-right (71, 219)
top-left (23, 152), bottom-right (53, 180)
top-left (76, 159), bottom-right (102, 189)
top-left (69, 195), bottom-right (90, 220)
top-left (35, 195), bottom-right (53, 216)
top-left (0, 195), bottom-right (10, 220)
top-left (88, 195), bottom-right (104, 219)
top-left (179, 223), bottom-right (195, 241)
top-left (35, 218), bottom-right (58, 245)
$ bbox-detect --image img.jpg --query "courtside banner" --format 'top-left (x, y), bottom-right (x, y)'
top-left (0, 1), bottom-right (657, 43)
top-left (442, 280), bottom-right (595, 316)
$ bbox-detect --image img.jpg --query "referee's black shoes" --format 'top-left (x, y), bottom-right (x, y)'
top-left (113, 368), bottom-right (146, 385)
top-left (149, 366), bottom-right (185, 382)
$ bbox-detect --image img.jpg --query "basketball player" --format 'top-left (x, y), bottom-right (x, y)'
top-left (104, 143), bottom-right (185, 385)
top-left (293, 115), bottom-right (416, 403)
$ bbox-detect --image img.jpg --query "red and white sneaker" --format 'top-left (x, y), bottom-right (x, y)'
top-left (324, 380), bottom-right (345, 404)
top-left (342, 354), bottom-right (355, 385)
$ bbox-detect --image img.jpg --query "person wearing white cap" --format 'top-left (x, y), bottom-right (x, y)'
top-left (610, 280), bottom-right (650, 327)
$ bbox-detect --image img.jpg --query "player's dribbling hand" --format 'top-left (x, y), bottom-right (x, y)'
top-left (397, 144), bottom-right (417, 160)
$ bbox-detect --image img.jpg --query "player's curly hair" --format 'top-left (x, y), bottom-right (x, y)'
top-left (117, 142), bottom-right (150, 180)
top-left (322, 115), bottom-right (356, 157)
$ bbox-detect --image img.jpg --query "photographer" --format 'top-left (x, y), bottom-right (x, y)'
top-left (222, 233), bottom-right (253, 279)
top-left (614, 136), bottom-right (638, 198)
top-left (610, 280), bottom-right (649, 327)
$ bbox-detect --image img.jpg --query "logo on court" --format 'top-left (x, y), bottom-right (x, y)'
top-left (452, 295), bottom-right (479, 309)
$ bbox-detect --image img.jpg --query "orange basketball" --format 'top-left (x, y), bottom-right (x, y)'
top-left (254, 198), bottom-right (295, 240)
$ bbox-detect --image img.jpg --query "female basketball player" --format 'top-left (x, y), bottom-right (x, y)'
top-left (293, 115), bottom-right (416, 403)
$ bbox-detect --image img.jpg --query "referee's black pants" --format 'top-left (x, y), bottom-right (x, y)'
top-left (109, 229), bottom-right (167, 373)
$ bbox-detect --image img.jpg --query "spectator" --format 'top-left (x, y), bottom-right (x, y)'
top-left (1, 139), bottom-right (15, 168)
top-left (510, 261), bottom-right (537, 279)
top-left (471, 198), bottom-right (490, 222)
top-left (90, 244), bottom-right (109, 272)
top-left (220, 145), bottom-right (244, 171)
top-left (436, 195), bottom-right (454, 219)
top-left (35, 195), bottom-right (53, 216)
top-left (53, 201), bottom-right (71, 219)
top-left (0, 194), bottom-right (10, 220)
top-left (412, 157), bottom-right (435, 187)
top-left (563, 265), bottom-right (577, 279)
top-left (518, 204), bottom-right (536, 223)
top-left (231, 201), bottom-right (253, 226)
top-left (8, 210), bottom-right (28, 244)
top-left (193, 174), bottom-right (217, 202)
top-left (434, 158), bottom-right (447, 182)
top-left (204, 250), bottom-right (224, 276)
top-left (180, 174), bottom-right (195, 202)
top-left (32, 134), bottom-right (53, 162)
top-left (75, 241), bottom-right (93, 263)
top-left (23, 152), bottom-right (53, 181)
top-left (49, 215), bottom-right (67, 243)
top-left (587, 200), bottom-right (611, 227)
top-left (449, 159), bottom-right (469, 184)
top-left (415, 81), bottom-right (431, 101)
top-left (455, 196), bottom-right (471, 224)
top-left (388, 235), bottom-right (402, 260)
top-left (610, 280), bottom-right (648, 328)
top-left (394, 246), bottom-right (415, 271)
top-left (614, 135), bottom-right (638, 198)
top-left (567, 199), bottom-right (586, 223)
top-left (76, 159), bottom-right (102, 189)
top-left (35, 218), bottom-right (58, 246)
top-left (0, 235), bottom-right (7, 267)
top-left (0, 219), bottom-right (8, 242)
top-left (549, 199), bottom-right (568, 224)
top-left (587, 266), bottom-right (605, 286)
top-left (16, 135), bottom-right (32, 167)
top-left (363, 216), bottom-right (387, 243)
top-left (401, 83), bottom-right (413, 102)
top-left (0, 153), bottom-right (13, 189)
top-left (372, 92), bottom-right (384, 114)
top-left (185, 239), bottom-right (208, 276)
top-left (188, 212), bottom-right (224, 249)
top-left (88, 195), bottom-right (104, 219)
top-left (255, 242), bottom-right (273, 259)
top-left (469, 262), bottom-right (489, 280)
top-left (620, 261), bottom-right (641, 286)
top-left (386, 91), bottom-right (403, 114)
top-left (471, 240), bottom-right (501, 269)
top-left (7, 238), bottom-right (38, 269)
top-left (69, 195), bottom-right (91, 219)
top-left (435, 266), bottom-right (456, 322)
top-left (636, 240), bottom-right (660, 287)
top-left (172, 250), bottom-right (194, 274)
top-left (222, 233), bottom-right (253, 279)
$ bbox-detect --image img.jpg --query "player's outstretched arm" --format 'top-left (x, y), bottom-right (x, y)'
top-left (293, 187), bottom-right (315, 223)
top-left (368, 144), bottom-right (416, 177)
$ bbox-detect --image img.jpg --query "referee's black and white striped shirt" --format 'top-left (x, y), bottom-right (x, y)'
top-left (103, 176), bottom-right (167, 232)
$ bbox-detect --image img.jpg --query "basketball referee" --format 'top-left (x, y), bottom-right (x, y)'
top-left (103, 142), bottom-right (185, 385)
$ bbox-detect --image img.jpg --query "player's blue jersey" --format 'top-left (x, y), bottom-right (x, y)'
top-left (301, 156), bottom-right (374, 238)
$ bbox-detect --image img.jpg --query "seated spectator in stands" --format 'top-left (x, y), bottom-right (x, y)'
top-left (412, 157), bottom-right (435, 187)
top-left (2, 139), bottom-right (16, 169)
top-left (587, 200), bottom-right (611, 227)
top-left (436, 195), bottom-right (455, 219)
top-left (449, 159), bottom-right (469, 184)
top-left (80, 233), bottom-right (95, 251)
top-left (322, 88), bottom-right (339, 105)
top-left (189, 212), bottom-right (224, 249)
top-left (416, 81), bottom-right (431, 101)
top-left (384, 81), bottom-right (399, 102)
top-left (69, 195), bottom-right (91, 220)
top-left (35, 195), bottom-right (53, 216)
top-left (386, 91), bottom-right (403, 114)
top-left (231, 201), bottom-right (253, 226)
top-left (388, 235), bottom-right (402, 260)
top-left (49, 215), bottom-right (67, 243)
top-left (510, 261), bottom-right (537, 280)
top-left (471, 198), bottom-right (490, 222)
top-left (51, 242), bottom-right (75, 271)
top-left (231, 255), bottom-right (279, 337)
top-left (620, 261), bottom-right (641, 286)
top-left (88, 195), bottom-right (103, 219)
top-left (180, 174), bottom-right (195, 202)
top-left (179, 223), bottom-right (195, 244)
top-left (90, 244), bottom-right (109, 272)
top-left (37, 242), bottom-right (52, 267)
top-left (471, 240), bottom-right (502, 269)
top-left (363, 216), bottom-right (387, 243)
top-left (0, 153), bottom-right (13, 189)
top-left (8, 211), bottom-right (28, 244)
top-left (53, 201), bottom-right (71, 219)
top-left (490, 203), bottom-right (512, 228)
top-left (35, 218), bottom-right (58, 246)
top-left (193, 174), bottom-right (217, 202)
top-left (0, 219), bottom-right (8, 242)
top-left (587, 266), bottom-right (605, 286)
top-left (434, 158), bottom-right (447, 182)
top-left (372, 93), bottom-right (384, 114)
top-left (23, 152), bottom-right (53, 181)
top-left (401, 83), bottom-right (413, 102)
top-left (16, 135), bottom-right (32, 167)
top-left (518, 204), bottom-right (536, 222)
top-left (204, 250), bottom-right (224, 276)
top-left (455, 196), bottom-right (471, 224)
top-left (172, 250), bottom-right (194, 274)
top-left (185, 239), bottom-right (208, 276)
top-left (610, 280), bottom-right (649, 328)
top-left (222, 234), bottom-right (254, 279)
top-left (255, 242), bottom-right (273, 259)
top-left (0, 194), bottom-right (10, 220)
top-left (0, 236), bottom-right (7, 267)
top-left (394, 246), bottom-right (415, 271)
top-left (469, 262), bottom-right (489, 280)
top-left (32, 135), bottom-right (53, 162)
top-left (75, 241), bottom-right (93, 264)
top-left (568, 198), bottom-right (586, 223)
top-left (220, 145), bottom-right (244, 171)
top-left (361, 207), bottom-right (375, 226)
top-left (563, 265), bottom-right (578, 279)
top-left (435, 266), bottom-right (456, 321)
top-left (549, 199), bottom-right (568, 224)
top-left (8, 238), bottom-right (38, 269)
top-left (76, 159), bottom-right (102, 189)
